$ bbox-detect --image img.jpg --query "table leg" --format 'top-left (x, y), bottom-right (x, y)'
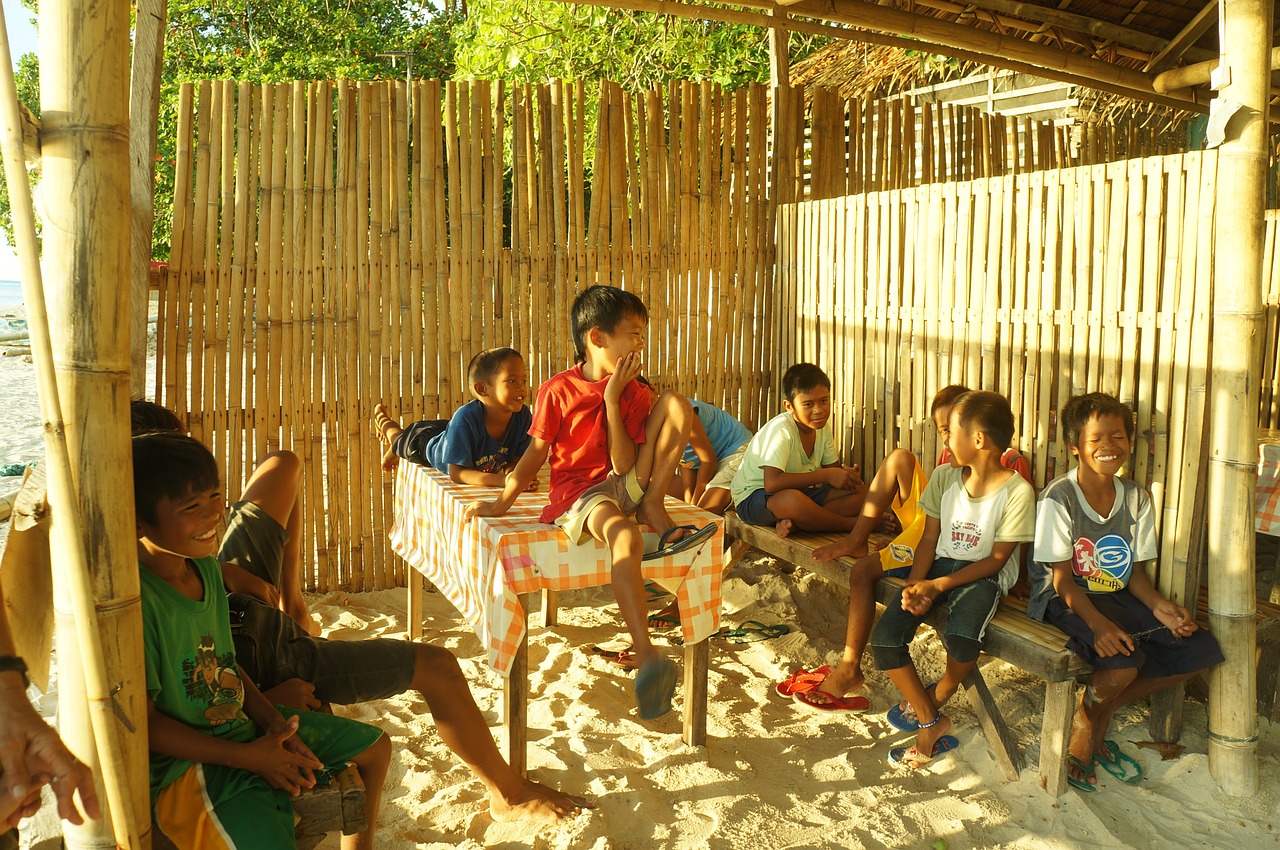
top-left (682, 638), bottom-right (710, 747)
top-left (504, 595), bottom-right (532, 777)
top-left (544, 589), bottom-right (559, 627)
top-left (407, 569), bottom-right (427, 641)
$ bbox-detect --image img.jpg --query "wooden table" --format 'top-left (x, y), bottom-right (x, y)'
top-left (388, 464), bottom-right (725, 772)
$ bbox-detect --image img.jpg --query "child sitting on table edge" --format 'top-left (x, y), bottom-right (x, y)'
top-left (373, 347), bottom-right (536, 491)
top-left (1029, 392), bottom-right (1223, 792)
top-left (866, 390), bottom-right (1035, 770)
top-left (132, 431), bottom-right (391, 850)
top-left (784, 385), bottom-right (1037, 710)
top-left (729, 362), bottom-right (865, 539)
top-left (464, 284), bottom-right (714, 720)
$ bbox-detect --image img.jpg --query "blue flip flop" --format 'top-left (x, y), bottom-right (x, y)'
top-left (888, 735), bottom-right (960, 769)
top-left (1094, 740), bottom-right (1143, 783)
top-left (635, 658), bottom-right (677, 719)
top-left (642, 522), bottom-right (718, 560)
top-left (885, 683), bottom-right (939, 732)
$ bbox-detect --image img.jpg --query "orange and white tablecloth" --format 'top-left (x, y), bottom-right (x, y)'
top-left (388, 464), bottom-right (724, 676)
top-left (1259, 429), bottom-right (1280, 537)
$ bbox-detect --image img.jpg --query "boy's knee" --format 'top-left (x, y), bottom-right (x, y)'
top-left (257, 450), bottom-right (303, 482)
top-left (850, 557), bottom-right (882, 587)
top-left (612, 521), bottom-right (644, 555)
top-left (870, 641), bottom-right (910, 671)
top-left (885, 448), bottom-right (917, 472)
top-left (941, 634), bottom-right (982, 665)
top-left (657, 391), bottom-right (692, 424)
top-left (414, 643), bottom-right (464, 684)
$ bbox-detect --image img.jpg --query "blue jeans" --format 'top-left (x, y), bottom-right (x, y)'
top-left (735, 484), bottom-right (832, 527)
top-left (870, 557), bottom-right (1001, 669)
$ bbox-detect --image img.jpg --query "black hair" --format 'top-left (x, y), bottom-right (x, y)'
top-left (467, 347), bottom-right (523, 386)
top-left (130, 399), bottom-right (185, 435)
top-left (930, 385), bottom-right (970, 416)
top-left (1060, 392), bottom-right (1135, 448)
top-left (570, 285), bottom-right (648, 363)
top-left (950, 390), bottom-right (1015, 451)
top-left (781, 363), bottom-right (831, 403)
top-left (132, 432), bottom-right (220, 525)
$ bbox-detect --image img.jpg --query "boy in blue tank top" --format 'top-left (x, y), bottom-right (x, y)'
top-left (1030, 392), bottom-right (1223, 792)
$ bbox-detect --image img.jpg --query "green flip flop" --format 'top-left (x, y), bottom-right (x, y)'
top-left (1094, 740), bottom-right (1143, 783)
top-left (1066, 755), bottom-right (1099, 793)
top-left (715, 620), bottom-right (790, 643)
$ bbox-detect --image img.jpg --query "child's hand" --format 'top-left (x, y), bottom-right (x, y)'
top-left (523, 476), bottom-right (540, 493)
top-left (604, 351), bottom-right (642, 405)
top-left (901, 579), bottom-right (941, 615)
top-left (1152, 599), bottom-right (1199, 637)
top-left (463, 500), bottom-right (503, 523)
top-left (825, 465), bottom-right (860, 490)
top-left (1093, 621), bottom-right (1135, 658)
top-left (240, 715), bottom-right (323, 797)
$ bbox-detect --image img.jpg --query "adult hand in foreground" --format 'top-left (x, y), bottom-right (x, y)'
top-left (0, 682), bottom-right (101, 829)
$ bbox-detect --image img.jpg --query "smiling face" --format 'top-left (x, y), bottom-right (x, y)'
top-left (591, 312), bottom-right (647, 374)
top-left (138, 484), bottom-right (225, 562)
top-left (478, 355), bottom-right (529, 414)
top-left (785, 385), bottom-right (831, 433)
top-left (1070, 412), bottom-right (1131, 479)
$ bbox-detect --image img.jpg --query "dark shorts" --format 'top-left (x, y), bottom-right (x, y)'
top-left (1045, 591), bottom-right (1225, 677)
top-left (870, 557), bottom-right (1002, 669)
top-left (735, 484), bottom-right (832, 527)
top-left (231, 593), bottom-right (416, 705)
top-left (219, 501), bottom-right (287, 587)
top-left (392, 419), bottom-right (448, 467)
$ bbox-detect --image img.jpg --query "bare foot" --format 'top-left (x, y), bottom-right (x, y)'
top-left (775, 518), bottom-right (794, 538)
top-left (489, 778), bottom-right (595, 825)
top-left (648, 599), bottom-right (679, 630)
top-left (893, 682), bottom-right (939, 722)
top-left (372, 404), bottom-right (403, 472)
top-left (902, 712), bottom-right (953, 769)
top-left (636, 498), bottom-right (682, 543)
top-left (814, 664), bottom-right (865, 698)
top-left (1068, 707), bottom-right (1099, 789)
top-left (813, 533), bottom-right (867, 562)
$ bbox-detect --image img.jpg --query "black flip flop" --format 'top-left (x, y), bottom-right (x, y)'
top-left (642, 522), bottom-right (718, 560)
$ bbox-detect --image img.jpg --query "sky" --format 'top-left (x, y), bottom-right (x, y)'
top-left (0, 0), bottom-right (38, 281)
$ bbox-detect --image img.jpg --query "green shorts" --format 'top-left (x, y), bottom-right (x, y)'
top-left (219, 501), bottom-right (286, 587)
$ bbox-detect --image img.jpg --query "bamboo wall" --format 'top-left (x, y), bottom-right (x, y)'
top-left (777, 151), bottom-right (1219, 598)
top-left (155, 78), bottom-right (792, 592)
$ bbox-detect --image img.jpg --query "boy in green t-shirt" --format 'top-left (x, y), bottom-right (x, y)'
top-left (133, 432), bottom-right (390, 850)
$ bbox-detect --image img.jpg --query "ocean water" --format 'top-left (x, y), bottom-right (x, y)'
top-left (0, 279), bottom-right (20, 307)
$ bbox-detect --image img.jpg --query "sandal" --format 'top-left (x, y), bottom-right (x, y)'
top-left (775, 666), bottom-right (834, 698)
top-left (587, 645), bottom-right (638, 671)
top-left (885, 682), bottom-right (939, 732)
top-left (888, 735), bottom-right (960, 769)
top-left (1094, 740), bottom-right (1143, 783)
top-left (1066, 755), bottom-right (1099, 792)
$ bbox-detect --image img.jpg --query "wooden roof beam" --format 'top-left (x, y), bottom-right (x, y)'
top-left (548, 0), bottom-right (1209, 112)
top-left (1144, 0), bottom-right (1218, 73)
top-left (937, 0), bottom-right (1186, 55)
top-left (761, 0), bottom-right (1201, 106)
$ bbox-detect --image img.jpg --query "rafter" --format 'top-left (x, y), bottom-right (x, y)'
top-left (1144, 0), bottom-right (1218, 73)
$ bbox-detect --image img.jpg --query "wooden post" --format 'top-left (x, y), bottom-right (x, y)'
top-left (128, 0), bottom-right (167, 397)
top-left (1207, 0), bottom-right (1270, 797)
top-left (35, 0), bottom-right (150, 845)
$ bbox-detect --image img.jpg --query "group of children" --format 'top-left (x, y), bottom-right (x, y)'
top-left (133, 283), bottom-right (1225, 848)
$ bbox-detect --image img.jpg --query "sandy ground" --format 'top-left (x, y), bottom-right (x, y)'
top-left (2, 302), bottom-right (1279, 848)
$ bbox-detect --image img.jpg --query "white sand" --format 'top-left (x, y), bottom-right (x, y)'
top-left (1, 306), bottom-right (1278, 848)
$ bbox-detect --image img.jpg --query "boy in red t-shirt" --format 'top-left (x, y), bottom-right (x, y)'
top-left (465, 285), bottom-right (702, 720)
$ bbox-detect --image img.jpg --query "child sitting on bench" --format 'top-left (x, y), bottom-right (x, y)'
top-left (1029, 392), bottom-right (1223, 792)
top-left (374, 347), bottom-right (535, 490)
top-left (465, 285), bottom-right (708, 720)
top-left (729, 362), bottom-right (865, 539)
top-left (867, 390), bottom-right (1035, 769)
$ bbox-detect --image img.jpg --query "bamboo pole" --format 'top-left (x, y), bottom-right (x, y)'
top-left (10, 0), bottom-right (147, 845)
top-left (1207, 0), bottom-right (1268, 797)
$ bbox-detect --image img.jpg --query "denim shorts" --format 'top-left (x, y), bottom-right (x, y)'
top-left (735, 483), bottom-right (832, 527)
top-left (870, 556), bottom-right (1001, 670)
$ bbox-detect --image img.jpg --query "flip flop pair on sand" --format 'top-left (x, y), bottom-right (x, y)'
top-left (776, 666), bottom-right (871, 712)
top-left (1068, 740), bottom-right (1144, 792)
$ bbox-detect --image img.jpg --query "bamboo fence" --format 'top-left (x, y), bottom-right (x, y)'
top-left (777, 151), bottom-right (1221, 595)
top-left (155, 78), bottom-right (1276, 593)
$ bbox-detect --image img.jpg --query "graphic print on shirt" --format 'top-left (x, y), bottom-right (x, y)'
top-left (474, 448), bottom-right (510, 473)
top-left (947, 520), bottom-right (983, 554)
top-left (183, 636), bottom-right (245, 727)
top-left (1071, 534), bottom-right (1133, 593)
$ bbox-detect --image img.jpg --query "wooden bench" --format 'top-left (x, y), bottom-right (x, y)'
top-left (152, 762), bottom-right (367, 850)
top-left (723, 513), bottom-right (1091, 796)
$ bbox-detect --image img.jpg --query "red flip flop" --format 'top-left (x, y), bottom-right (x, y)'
top-left (793, 688), bottom-right (871, 712)
top-left (775, 666), bottom-right (834, 698)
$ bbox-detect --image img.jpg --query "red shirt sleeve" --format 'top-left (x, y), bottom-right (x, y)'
top-left (528, 377), bottom-right (562, 443)
top-left (1007, 450), bottom-right (1034, 487)
top-left (621, 380), bottom-right (652, 445)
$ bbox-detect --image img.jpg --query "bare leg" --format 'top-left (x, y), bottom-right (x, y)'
top-left (886, 654), bottom-right (975, 766)
top-left (815, 449), bottom-right (920, 562)
top-left (240, 450), bottom-right (318, 636)
top-left (342, 732), bottom-right (390, 850)
top-left (666, 467), bottom-right (694, 503)
top-left (809, 555), bottom-right (882, 700)
top-left (406, 643), bottom-right (592, 823)
top-left (585, 502), bottom-right (660, 666)
top-left (765, 489), bottom-right (857, 534)
top-left (697, 486), bottom-right (732, 516)
top-left (1067, 667), bottom-right (1139, 781)
top-left (1088, 669), bottom-right (1200, 759)
top-left (633, 391), bottom-right (693, 540)
top-left (372, 404), bottom-right (403, 472)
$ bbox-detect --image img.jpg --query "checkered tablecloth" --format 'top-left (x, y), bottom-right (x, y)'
top-left (388, 464), bottom-right (724, 676)
top-left (1258, 429), bottom-right (1280, 536)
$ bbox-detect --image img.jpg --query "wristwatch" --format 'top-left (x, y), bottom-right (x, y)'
top-left (0, 655), bottom-right (29, 688)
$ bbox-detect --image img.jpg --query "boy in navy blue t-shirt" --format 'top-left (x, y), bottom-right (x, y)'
top-left (374, 348), bottom-right (535, 487)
